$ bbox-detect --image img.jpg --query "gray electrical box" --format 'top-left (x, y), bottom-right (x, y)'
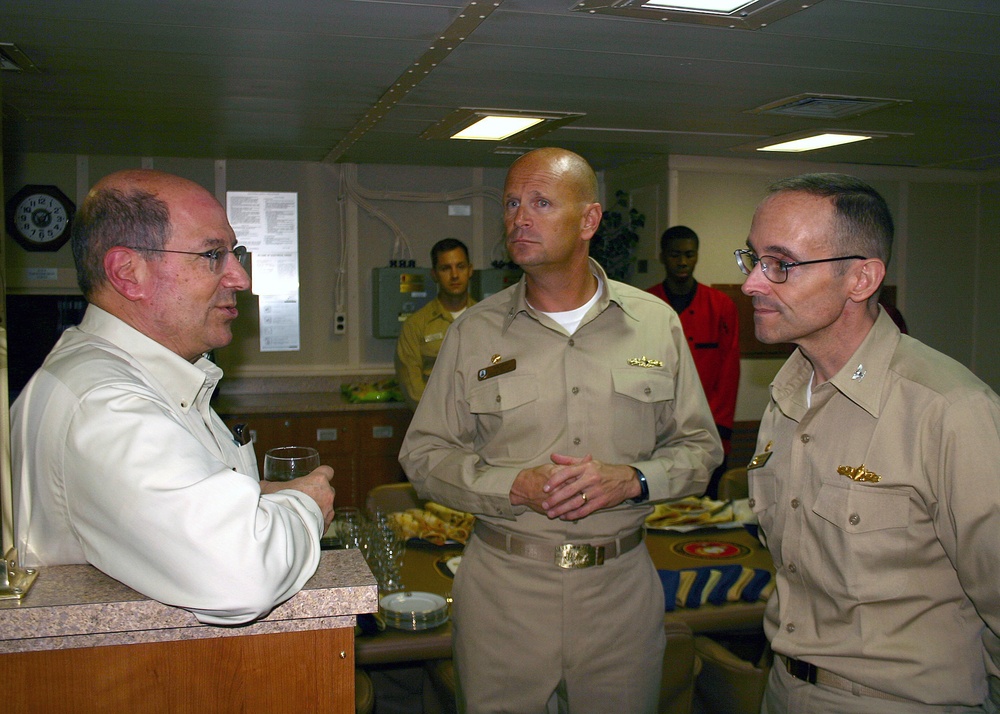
top-left (473, 268), bottom-right (522, 300)
top-left (372, 267), bottom-right (435, 338)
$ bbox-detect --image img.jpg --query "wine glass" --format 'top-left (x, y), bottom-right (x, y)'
top-left (263, 446), bottom-right (321, 482)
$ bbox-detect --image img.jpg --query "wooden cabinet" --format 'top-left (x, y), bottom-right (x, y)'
top-left (222, 409), bottom-right (412, 508)
top-left (1, 628), bottom-right (356, 713)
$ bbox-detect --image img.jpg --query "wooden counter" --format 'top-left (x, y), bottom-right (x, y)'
top-left (0, 549), bottom-right (378, 713)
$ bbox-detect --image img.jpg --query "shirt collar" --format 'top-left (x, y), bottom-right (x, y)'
top-left (80, 305), bottom-right (223, 413)
top-left (770, 307), bottom-right (900, 420)
top-left (501, 258), bottom-right (634, 333)
top-left (826, 307), bottom-right (900, 417)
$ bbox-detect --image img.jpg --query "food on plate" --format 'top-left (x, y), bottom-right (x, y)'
top-left (391, 503), bottom-right (475, 545)
top-left (645, 496), bottom-right (733, 528)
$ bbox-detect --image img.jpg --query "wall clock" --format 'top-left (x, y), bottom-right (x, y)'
top-left (5, 184), bottom-right (76, 252)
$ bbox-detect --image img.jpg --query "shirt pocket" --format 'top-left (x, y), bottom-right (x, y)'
top-left (237, 441), bottom-right (260, 479)
top-left (467, 374), bottom-right (543, 460)
top-left (812, 482), bottom-right (911, 601)
top-left (610, 368), bottom-right (675, 459)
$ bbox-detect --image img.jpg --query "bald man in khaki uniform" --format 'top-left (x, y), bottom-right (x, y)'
top-left (400, 148), bottom-right (721, 713)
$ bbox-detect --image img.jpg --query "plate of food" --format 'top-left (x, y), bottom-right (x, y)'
top-left (645, 496), bottom-right (738, 531)
top-left (390, 502), bottom-right (475, 545)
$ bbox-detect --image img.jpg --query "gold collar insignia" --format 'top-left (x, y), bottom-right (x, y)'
top-left (627, 356), bottom-right (663, 368)
top-left (837, 463), bottom-right (881, 483)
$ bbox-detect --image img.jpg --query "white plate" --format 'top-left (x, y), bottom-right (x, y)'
top-left (380, 591), bottom-right (448, 614)
top-left (380, 591), bottom-right (450, 631)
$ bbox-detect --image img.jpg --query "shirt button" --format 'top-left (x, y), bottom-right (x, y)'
top-left (800, 434), bottom-right (811, 443)
top-left (495, 395), bottom-right (501, 403)
top-left (573, 437), bottom-right (581, 445)
top-left (849, 513), bottom-right (861, 526)
top-left (572, 386), bottom-right (579, 395)
top-left (748, 498), bottom-right (756, 508)
top-left (568, 339), bottom-right (575, 347)
top-left (644, 387), bottom-right (651, 395)
top-left (787, 563), bottom-right (797, 574)
top-left (786, 623), bottom-right (796, 633)
top-left (790, 498), bottom-right (800, 509)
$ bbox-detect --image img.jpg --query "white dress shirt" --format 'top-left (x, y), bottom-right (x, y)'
top-left (12, 305), bottom-right (323, 625)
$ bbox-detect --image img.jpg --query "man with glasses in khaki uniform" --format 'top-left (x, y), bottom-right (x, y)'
top-left (738, 173), bottom-right (1000, 713)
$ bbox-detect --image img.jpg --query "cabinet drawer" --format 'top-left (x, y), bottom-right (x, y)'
top-left (356, 411), bottom-right (412, 456)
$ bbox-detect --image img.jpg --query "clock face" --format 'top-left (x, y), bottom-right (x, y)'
top-left (15, 193), bottom-right (70, 243)
top-left (6, 184), bottom-right (76, 252)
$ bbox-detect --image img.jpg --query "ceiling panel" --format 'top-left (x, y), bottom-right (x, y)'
top-left (2, 0), bottom-right (999, 170)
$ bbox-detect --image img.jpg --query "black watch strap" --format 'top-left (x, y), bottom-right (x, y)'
top-left (632, 468), bottom-right (649, 503)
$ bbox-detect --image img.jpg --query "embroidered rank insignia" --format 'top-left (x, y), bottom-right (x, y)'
top-left (478, 359), bottom-right (516, 381)
top-left (627, 356), bottom-right (663, 368)
top-left (837, 463), bottom-right (881, 483)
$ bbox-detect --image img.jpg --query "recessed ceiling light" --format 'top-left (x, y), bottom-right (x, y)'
top-left (451, 116), bottom-right (545, 141)
top-left (421, 109), bottom-right (584, 142)
top-left (572, 0), bottom-right (823, 30)
top-left (757, 133), bottom-right (873, 152)
top-left (642, 1), bottom-right (754, 12)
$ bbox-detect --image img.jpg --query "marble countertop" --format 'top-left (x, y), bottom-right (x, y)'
top-left (0, 549), bottom-right (378, 654)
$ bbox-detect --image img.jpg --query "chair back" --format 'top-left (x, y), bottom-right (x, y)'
top-left (718, 467), bottom-right (749, 501)
top-left (365, 482), bottom-right (423, 514)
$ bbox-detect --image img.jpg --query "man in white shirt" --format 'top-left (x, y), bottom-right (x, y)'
top-left (12, 169), bottom-right (335, 625)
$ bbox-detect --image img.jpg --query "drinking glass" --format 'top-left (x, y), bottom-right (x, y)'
top-left (263, 446), bottom-right (320, 482)
top-left (334, 507), bottom-right (365, 549)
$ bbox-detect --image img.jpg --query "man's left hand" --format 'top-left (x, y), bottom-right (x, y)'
top-left (540, 454), bottom-right (642, 520)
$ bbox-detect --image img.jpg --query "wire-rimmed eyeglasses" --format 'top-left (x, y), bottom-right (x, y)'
top-left (126, 245), bottom-right (248, 274)
top-left (734, 249), bottom-right (865, 284)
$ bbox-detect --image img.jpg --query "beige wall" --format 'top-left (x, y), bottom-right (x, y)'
top-left (4, 152), bottom-right (998, 406)
top-left (605, 155), bottom-right (1000, 414)
top-left (3, 154), bottom-right (508, 378)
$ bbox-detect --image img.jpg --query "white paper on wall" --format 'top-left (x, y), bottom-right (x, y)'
top-left (226, 191), bottom-right (301, 352)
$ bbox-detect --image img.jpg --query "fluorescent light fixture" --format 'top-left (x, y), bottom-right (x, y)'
top-left (451, 116), bottom-right (545, 141)
top-left (642, 1), bottom-right (753, 12)
top-left (421, 108), bottom-right (584, 142)
top-left (757, 133), bottom-right (873, 152)
top-left (571, 0), bottom-right (823, 30)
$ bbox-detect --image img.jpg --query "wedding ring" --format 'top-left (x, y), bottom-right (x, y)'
top-left (581, 491), bottom-right (588, 504)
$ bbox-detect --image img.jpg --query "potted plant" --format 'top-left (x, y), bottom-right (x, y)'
top-left (589, 190), bottom-right (645, 282)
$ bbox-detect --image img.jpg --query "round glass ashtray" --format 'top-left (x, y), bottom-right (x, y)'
top-left (379, 591), bottom-right (450, 631)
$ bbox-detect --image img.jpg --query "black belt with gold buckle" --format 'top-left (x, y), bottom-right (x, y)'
top-left (784, 656), bottom-right (818, 684)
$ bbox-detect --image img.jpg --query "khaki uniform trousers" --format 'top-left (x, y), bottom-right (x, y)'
top-left (451, 535), bottom-right (666, 714)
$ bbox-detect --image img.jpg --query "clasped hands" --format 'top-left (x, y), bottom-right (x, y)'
top-left (509, 454), bottom-right (641, 521)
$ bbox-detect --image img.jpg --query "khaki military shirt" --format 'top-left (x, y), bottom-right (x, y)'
top-left (751, 308), bottom-right (1000, 706)
top-left (395, 296), bottom-right (474, 408)
top-left (399, 259), bottom-right (722, 543)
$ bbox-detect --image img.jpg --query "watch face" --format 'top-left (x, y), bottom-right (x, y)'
top-left (6, 184), bottom-right (76, 252)
top-left (15, 193), bottom-right (70, 243)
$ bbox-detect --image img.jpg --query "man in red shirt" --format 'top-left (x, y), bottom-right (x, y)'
top-left (647, 226), bottom-right (740, 498)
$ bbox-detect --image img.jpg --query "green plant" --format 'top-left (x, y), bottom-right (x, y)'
top-left (589, 190), bottom-right (645, 281)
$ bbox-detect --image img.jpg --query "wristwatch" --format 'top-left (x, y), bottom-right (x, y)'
top-left (631, 468), bottom-right (649, 503)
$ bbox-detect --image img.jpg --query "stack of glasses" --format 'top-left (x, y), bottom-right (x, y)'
top-left (333, 507), bottom-right (406, 593)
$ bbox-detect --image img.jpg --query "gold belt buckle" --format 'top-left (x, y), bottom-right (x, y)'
top-left (555, 543), bottom-right (605, 569)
